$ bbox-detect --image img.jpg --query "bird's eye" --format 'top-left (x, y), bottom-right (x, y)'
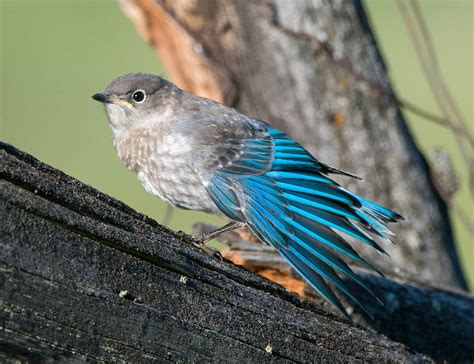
top-left (132, 90), bottom-right (146, 103)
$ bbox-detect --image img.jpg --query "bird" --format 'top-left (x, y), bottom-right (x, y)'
top-left (92, 72), bottom-right (403, 318)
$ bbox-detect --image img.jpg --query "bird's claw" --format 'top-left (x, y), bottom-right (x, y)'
top-left (190, 234), bottom-right (223, 260)
top-left (190, 233), bottom-right (206, 248)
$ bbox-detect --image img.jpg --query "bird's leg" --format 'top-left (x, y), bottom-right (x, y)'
top-left (193, 221), bottom-right (246, 245)
top-left (192, 221), bottom-right (246, 259)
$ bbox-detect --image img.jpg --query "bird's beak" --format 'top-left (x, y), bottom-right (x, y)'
top-left (92, 93), bottom-right (111, 104)
top-left (92, 93), bottom-right (133, 109)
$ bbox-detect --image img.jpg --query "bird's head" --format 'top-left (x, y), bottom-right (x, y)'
top-left (92, 73), bottom-right (179, 131)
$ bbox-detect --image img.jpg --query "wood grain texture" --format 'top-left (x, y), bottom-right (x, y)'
top-left (0, 142), bottom-right (436, 362)
top-left (123, 0), bottom-right (466, 289)
top-left (195, 222), bottom-right (474, 362)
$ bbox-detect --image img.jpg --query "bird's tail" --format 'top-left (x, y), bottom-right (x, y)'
top-left (240, 173), bottom-right (402, 318)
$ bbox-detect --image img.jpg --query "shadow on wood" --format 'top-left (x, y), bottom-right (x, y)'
top-left (0, 142), bottom-right (472, 362)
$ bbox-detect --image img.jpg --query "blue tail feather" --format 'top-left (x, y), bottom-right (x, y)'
top-left (208, 174), bottom-right (243, 220)
top-left (233, 175), bottom-right (384, 314)
top-left (281, 249), bottom-right (350, 319)
top-left (247, 204), bottom-right (287, 247)
top-left (288, 242), bottom-right (374, 317)
top-left (355, 195), bottom-right (403, 222)
top-left (288, 226), bottom-right (377, 301)
top-left (249, 195), bottom-right (291, 235)
top-left (274, 152), bottom-right (314, 161)
top-left (293, 222), bottom-right (383, 303)
top-left (284, 218), bottom-right (382, 305)
top-left (283, 191), bottom-right (360, 220)
top-left (276, 181), bottom-right (355, 205)
top-left (288, 204), bottom-right (371, 244)
top-left (239, 171), bottom-right (398, 315)
top-left (274, 145), bottom-right (308, 154)
top-left (294, 216), bottom-right (382, 275)
top-left (267, 171), bottom-right (332, 184)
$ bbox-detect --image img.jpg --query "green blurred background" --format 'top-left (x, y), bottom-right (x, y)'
top-left (1, 0), bottom-right (472, 288)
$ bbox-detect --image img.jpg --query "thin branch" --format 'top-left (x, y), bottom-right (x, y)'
top-left (397, 97), bottom-right (471, 140)
top-left (396, 0), bottom-right (473, 189)
top-left (409, 0), bottom-right (473, 145)
top-left (430, 172), bottom-right (474, 236)
top-left (452, 203), bottom-right (474, 236)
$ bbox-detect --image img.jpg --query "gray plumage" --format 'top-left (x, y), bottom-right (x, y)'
top-left (94, 73), bottom-right (265, 213)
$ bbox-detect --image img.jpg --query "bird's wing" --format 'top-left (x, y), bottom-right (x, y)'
top-left (194, 122), bottom-right (402, 317)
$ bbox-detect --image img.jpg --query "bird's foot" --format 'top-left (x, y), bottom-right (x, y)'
top-left (190, 233), bottom-right (207, 249)
top-left (190, 234), bottom-right (223, 260)
top-left (188, 221), bottom-right (245, 259)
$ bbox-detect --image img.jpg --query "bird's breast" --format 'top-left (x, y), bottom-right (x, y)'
top-left (119, 131), bottom-right (216, 213)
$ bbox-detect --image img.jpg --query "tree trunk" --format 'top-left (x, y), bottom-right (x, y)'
top-left (121, 0), bottom-right (466, 290)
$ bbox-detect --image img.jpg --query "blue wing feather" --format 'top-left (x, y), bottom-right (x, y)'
top-left (281, 248), bottom-right (350, 318)
top-left (205, 125), bottom-right (402, 317)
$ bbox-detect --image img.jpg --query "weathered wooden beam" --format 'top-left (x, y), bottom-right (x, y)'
top-left (0, 142), bottom-right (441, 362)
top-left (194, 223), bottom-right (474, 362)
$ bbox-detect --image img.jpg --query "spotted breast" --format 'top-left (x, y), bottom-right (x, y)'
top-left (113, 126), bottom-right (216, 213)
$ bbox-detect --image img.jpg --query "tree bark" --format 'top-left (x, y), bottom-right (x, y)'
top-left (194, 221), bottom-right (474, 363)
top-left (0, 141), bottom-right (448, 362)
top-left (121, 0), bottom-right (466, 289)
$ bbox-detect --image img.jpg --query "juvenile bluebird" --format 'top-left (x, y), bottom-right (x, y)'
top-left (92, 73), bottom-right (403, 317)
